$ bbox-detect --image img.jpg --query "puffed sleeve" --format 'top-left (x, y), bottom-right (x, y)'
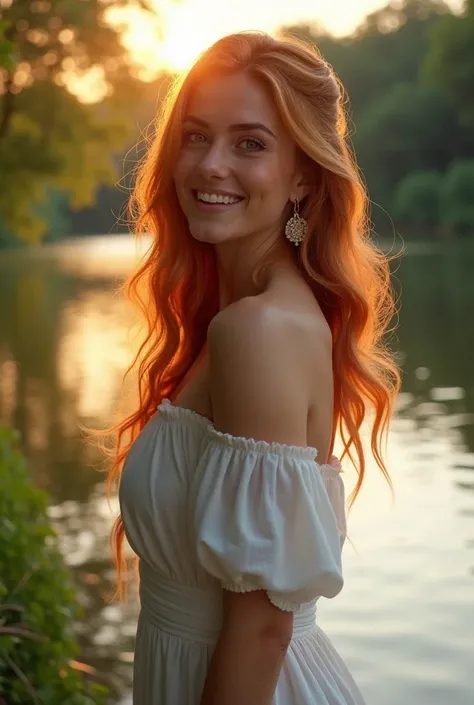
top-left (192, 427), bottom-right (345, 613)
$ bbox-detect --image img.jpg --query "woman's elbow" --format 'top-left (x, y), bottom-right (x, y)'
top-left (246, 610), bottom-right (293, 663)
top-left (259, 620), bottom-right (293, 654)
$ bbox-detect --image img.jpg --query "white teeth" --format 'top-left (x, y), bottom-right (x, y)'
top-left (196, 192), bottom-right (241, 204)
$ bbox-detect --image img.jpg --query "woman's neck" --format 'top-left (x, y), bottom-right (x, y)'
top-left (216, 237), bottom-right (299, 310)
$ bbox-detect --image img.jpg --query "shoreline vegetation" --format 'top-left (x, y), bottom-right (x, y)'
top-left (0, 426), bottom-right (109, 704)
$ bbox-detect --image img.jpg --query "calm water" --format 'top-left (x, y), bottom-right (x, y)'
top-left (0, 236), bottom-right (473, 704)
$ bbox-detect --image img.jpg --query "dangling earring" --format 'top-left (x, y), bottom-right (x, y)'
top-left (285, 198), bottom-right (308, 246)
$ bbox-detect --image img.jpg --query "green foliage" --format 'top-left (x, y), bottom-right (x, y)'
top-left (283, 2), bottom-right (461, 230)
top-left (440, 159), bottom-right (474, 235)
top-left (424, 0), bottom-right (474, 128)
top-left (286, 1), bottom-right (449, 121)
top-left (0, 20), bottom-right (16, 70)
top-left (0, 80), bottom-right (131, 241)
top-left (0, 223), bottom-right (24, 249)
top-left (0, 426), bottom-right (108, 704)
top-left (354, 82), bottom-right (457, 208)
top-left (0, 0), bottom-right (141, 242)
top-left (393, 170), bottom-right (442, 224)
top-left (39, 188), bottom-right (72, 241)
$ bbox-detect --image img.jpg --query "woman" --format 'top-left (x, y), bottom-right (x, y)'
top-left (112, 31), bottom-right (400, 705)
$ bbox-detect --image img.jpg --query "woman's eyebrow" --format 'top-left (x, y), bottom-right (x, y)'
top-left (183, 115), bottom-right (277, 139)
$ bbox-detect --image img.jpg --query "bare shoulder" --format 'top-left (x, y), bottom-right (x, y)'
top-left (208, 293), bottom-right (332, 381)
top-left (208, 295), bottom-right (299, 355)
top-left (207, 295), bottom-right (332, 446)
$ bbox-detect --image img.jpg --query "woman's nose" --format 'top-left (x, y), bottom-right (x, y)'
top-left (198, 142), bottom-right (230, 180)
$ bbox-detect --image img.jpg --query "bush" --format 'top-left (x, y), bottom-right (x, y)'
top-left (441, 159), bottom-right (474, 235)
top-left (393, 170), bottom-right (442, 225)
top-left (0, 426), bottom-right (108, 704)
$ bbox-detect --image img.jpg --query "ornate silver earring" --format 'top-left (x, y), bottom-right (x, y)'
top-left (285, 198), bottom-right (308, 246)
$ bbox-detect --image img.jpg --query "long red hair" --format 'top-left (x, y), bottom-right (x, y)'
top-left (102, 31), bottom-right (400, 597)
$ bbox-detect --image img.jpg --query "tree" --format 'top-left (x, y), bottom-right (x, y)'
top-left (283, 1), bottom-right (465, 234)
top-left (0, 0), bottom-right (153, 242)
top-left (393, 170), bottom-right (442, 225)
top-left (0, 19), bottom-right (15, 70)
top-left (349, 79), bottom-right (466, 222)
top-left (440, 159), bottom-right (474, 235)
top-left (285, 0), bottom-right (450, 121)
top-left (424, 0), bottom-right (474, 128)
top-left (356, 0), bottom-right (449, 33)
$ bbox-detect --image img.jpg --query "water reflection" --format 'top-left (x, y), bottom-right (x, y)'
top-left (47, 488), bottom-right (138, 699)
top-left (57, 292), bottom-right (134, 420)
top-left (0, 236), bottom-right (472, 704)
top-left (0, 358), bottom-right (17, 425)
top-left (0, 238), bottom-right (144, 701)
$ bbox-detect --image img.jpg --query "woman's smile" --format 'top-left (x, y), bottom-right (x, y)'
top-left (191, 189), bottom-right (246, 213)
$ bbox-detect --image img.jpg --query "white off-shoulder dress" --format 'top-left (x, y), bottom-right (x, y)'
top-left (119, 399), bottom-right (366, 705)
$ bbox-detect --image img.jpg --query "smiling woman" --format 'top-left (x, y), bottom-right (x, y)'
top-left (172, 72), bottom-right (300, 247)
top-left (102, 30), bottom-right (400, 705)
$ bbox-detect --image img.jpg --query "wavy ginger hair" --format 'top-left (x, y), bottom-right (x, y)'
top-left (106, 31), bottom-right (400, 595)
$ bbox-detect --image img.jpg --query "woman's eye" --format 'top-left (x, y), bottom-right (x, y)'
top-left (184, 132), bottom-right (207, 144)
top-left (239, 137), bottom-right (265, 151)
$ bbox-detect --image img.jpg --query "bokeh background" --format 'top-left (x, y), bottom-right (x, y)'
top-left (1, 1), bottom-right (473, 703)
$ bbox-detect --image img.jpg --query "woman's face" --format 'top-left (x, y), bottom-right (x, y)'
top-left (173, 71), bottom-right (304, 246)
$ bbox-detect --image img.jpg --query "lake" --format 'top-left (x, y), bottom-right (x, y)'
top-left (0, 235), bottom-right (473, 704)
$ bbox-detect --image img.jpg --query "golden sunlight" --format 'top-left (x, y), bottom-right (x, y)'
top-left (62, 66), bottom-right (109, 104)
top-left (159, 26), bottom-right (212, 72)
top-left (103, 0), bottom-right (463, 89)
top-left (107, 0), bottom-right (396, 78)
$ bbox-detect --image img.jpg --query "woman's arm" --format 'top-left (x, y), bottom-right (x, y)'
top-left (200, 590), bottom-right (293, 705)
top-left (200, 298), bottom-right (332, 704)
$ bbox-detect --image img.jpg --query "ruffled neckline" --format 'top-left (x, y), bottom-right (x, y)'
top-left (157, 399), bottom-right (342, 472)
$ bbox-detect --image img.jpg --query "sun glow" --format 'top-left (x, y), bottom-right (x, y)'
top-left (107, 0), bottom-right (463, 77)
top-left (158, 24), bottom-right (211, 72)
top-left (107, 0), bottom-right (389, 78)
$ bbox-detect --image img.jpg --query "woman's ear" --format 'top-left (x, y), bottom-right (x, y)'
top-left (291, 157), bottom-right (312, 202)
top-left (291, 179), bottom-right (310, 204)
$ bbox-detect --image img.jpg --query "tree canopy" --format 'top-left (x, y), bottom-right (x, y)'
top-left (0, 0), bottom-right (152, 241)
top-left (286, 0), bottom-right (474, 236)
top-left (3, 0), bottom-right (474, 243)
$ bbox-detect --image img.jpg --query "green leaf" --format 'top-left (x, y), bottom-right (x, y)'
top-left (0, 425), bottom-right (108, 703)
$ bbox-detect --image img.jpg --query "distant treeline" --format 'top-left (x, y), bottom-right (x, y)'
top-left (2, 0), bottom-right (474, 246)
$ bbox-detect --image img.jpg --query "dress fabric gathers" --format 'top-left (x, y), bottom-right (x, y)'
top-left (119, 399), bottom-right (366, 705)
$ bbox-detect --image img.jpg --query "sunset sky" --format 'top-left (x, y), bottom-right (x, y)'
top-left (109, 0), bottom-right (463, 76)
